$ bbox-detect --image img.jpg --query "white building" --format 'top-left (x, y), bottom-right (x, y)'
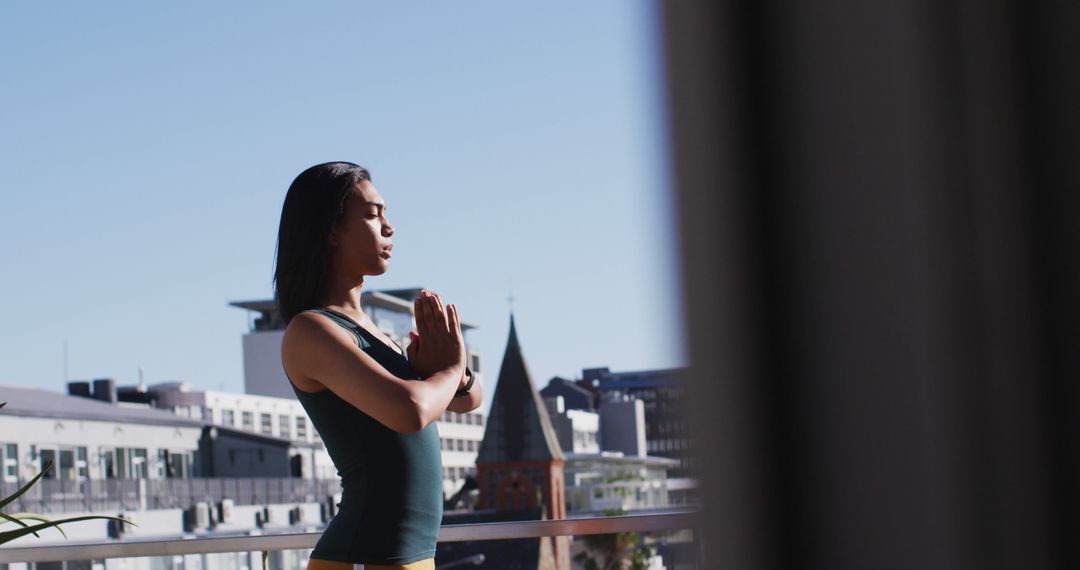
top-left (1, 383), bottom-right (203, 486)
top-left (117, 380), bottom-right (337, 480)
top-left (563, 452), bottom-right (678, 513)
top-left (543, 395), bottom-right (601, 454)
top-left (0, 383), bottom-right (336, 560)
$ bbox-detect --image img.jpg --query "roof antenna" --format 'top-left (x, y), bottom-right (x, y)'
top-left (507, 277), bottom-right (516, 314)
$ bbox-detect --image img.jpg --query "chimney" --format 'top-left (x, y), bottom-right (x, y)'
top-left (92, 378), bottom-right (118, 404)
top-left (67, 381), bottom-right (92, 398)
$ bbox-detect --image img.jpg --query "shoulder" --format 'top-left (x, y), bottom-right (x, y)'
top-left (281, 311), bottom-right (355, 389)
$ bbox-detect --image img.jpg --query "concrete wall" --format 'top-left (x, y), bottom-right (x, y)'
top-left (241, 329), bottom-right (290, 399)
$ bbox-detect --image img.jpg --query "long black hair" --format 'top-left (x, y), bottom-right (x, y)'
top-left (274, 161), bottom-right (372, 324)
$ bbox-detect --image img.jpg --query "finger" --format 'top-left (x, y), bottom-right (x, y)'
top-left (415, 296), bottom-right (433, 339)
top-left (429, 293), bottom-right (447, 334)
top-left (406, 337), bottom-right (417, 360)
top-left (448, 303), bottom-right (462, 338)
top-left (432, 291), bottom-right (444, 328)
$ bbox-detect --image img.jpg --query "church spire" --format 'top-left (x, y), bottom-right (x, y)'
top-left (477, 314), bottom-right (564, 464)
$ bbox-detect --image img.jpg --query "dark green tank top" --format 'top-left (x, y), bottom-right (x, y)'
top-left (288, 307), bottom-right (443, 565)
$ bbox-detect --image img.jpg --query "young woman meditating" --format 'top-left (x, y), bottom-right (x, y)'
top-left (274, 162), bottom-right (481, 570)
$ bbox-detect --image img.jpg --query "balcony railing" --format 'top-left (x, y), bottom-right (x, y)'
top-left (0, 477), bottom-right (342, 514)
top-left (0, 509), bottom-right (700, 566)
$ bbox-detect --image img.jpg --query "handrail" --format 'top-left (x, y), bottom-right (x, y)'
top-left (0, 509), bottom-right (700, 564)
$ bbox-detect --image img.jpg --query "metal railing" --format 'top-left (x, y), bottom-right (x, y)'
top-left (0, 477), bottom-right (342, 513)
top-left (0, 509), bottom-right (700, 565)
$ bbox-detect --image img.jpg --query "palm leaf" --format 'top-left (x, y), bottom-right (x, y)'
top-left (0, 514), bottom-right (135, 545)
top-left (0, 460), bottom-right (53, 511)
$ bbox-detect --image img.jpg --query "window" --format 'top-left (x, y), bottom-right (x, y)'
top-left (157, 449), bottom-right (169, 478)
top-left (76, 447), bottom-right (88, 479)
top-left (156, 450), bottom-right (190, 479)
top-left (455, 439), bottom-right (464, 451)
top-left (260, 413), bottom-right (273, 435)
top-left (130, 448), bottom-right (148, 479)
top-left (205, 407), bottom-right (214, 423)
top-left (242, 411), bottom-right (253, 430)
top-left (2, 443), bottom-right (17, 483)
top-left (296, 416), bottom-right (307, 439)
top-left (38, 448), bottom-right (57, 479)
top-left (101, 448), bottom-right (117, 479)
top-left (279, 414), bottom-right (291, 439)
top-left (223, 409), bottom-right (235, 427)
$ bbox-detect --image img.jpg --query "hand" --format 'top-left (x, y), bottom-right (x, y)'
top-left (407, 290), bottom-right (466, 379)
top-left (409, 330), bottom-right (470, 390)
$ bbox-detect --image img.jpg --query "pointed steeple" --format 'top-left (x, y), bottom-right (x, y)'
top-left (477, 314), bottom-right (565, 463)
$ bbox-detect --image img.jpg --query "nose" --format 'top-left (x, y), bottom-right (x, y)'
top-left (383, 218), bottom-right (394, 237)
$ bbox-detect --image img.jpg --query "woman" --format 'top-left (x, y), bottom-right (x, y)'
top-left (274, 162), bottom-right (482, 570)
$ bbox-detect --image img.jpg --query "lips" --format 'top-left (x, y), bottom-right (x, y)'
top-left (381, 244), bottom-right (393, 259)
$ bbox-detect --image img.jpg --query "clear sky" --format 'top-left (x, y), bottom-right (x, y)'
top-left (0, 1), bottom-right (684, 405)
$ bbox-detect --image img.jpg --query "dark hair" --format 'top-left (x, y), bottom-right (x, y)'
top-left (274, 161), bottom-right (372, 324)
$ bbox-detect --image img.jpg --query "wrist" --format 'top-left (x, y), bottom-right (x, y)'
top-left (454, 367), bottom-right (475, 398)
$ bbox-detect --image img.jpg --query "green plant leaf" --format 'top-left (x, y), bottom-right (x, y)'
top-left (0, 515), bottom-right (136, 545)
top-left (0, 460), bottom-right (53, 511)
top-left (0, 511), bottom-right (37, 538)
top-left (0, 513), bottom-right (67, 539)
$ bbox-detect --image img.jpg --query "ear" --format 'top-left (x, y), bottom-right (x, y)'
top-left (327, 224), bottom-right (342, 248)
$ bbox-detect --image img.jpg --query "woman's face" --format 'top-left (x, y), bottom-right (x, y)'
top-left (328, 180), bottom-right (395, 277)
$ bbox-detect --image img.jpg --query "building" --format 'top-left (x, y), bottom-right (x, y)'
top-left (439, 315), bottom-right (572, 570)
top-left (562, 452), bottom-right (678, 513)
top-left (582, 367), bottom-right (694, 478)
top-left (1, 382), bottom-right (203, 486)
top-left (540, 377), bottom-right (596, 411)
top-left (541, 379), bottom-right (677, 514)
top-left (543, 395), bottom-right (601, 455)
top-left (115, 380), bottom-right (336, 480)
top-left (0, 383), bottom-right (338, 554)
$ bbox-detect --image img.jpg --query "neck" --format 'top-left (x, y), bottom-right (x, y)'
top-left (321, 268), bottom-right (366, 314)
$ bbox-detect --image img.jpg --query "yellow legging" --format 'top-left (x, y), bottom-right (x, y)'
top-left (306, 558), bottom-right (434, 570)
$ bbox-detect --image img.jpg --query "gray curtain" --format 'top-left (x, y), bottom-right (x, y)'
top-left (662, 1), bottom-right (1079, 568)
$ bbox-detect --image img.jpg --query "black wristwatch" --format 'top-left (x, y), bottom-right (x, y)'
top-left (454, 367), bottom-right (475, 398)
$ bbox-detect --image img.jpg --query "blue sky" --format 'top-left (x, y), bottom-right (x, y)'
top-left (0, 1), bottom-right (684, 402)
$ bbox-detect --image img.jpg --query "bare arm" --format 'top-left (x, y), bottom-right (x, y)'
top-left (282, 292), bottom-right (466, 434)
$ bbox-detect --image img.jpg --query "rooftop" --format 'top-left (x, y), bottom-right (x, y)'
top-left (0, 384), bottom-right (204, 428)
